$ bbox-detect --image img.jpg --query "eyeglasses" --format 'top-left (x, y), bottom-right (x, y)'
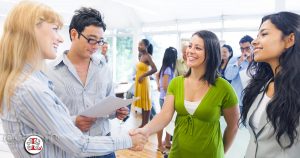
top-left (240, 46), bottom-right (251, 52)
top-left (79, 32), bottom-right (104, 46)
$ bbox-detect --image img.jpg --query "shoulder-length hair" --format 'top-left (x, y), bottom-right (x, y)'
top-left (159, 47), bottom-right (177, 77)
top-left (0, 1), bottom-right (63, 112)
top-left (241, 11), bottom-right (300, 149)
top-left (220, 44), bottom-right (233, 68)
top-left (184, 30), bottom-right (221, 85)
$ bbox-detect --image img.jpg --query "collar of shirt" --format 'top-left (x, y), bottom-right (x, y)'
top-left (51, 50), bottom-right (104, 69)
top-left (48, 50), bottom-right (106, 87)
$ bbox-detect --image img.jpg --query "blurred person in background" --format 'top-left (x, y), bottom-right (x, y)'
top-left (100, 41), bottom-right (109, 63)
top-left (134, 39), bottom-right (157, 128)
top-left (155, 47), bottom-right (177, 153)
top-left (219, 44), bottom-right (233, 83)
top-left (225, 35), bottom-right (254, 112)
top-left (175, 41), bottom-right (189, 76)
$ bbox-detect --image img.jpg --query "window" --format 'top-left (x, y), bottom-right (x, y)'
top-left (115, 36), bottom-right (133, 82)
top-left (146, 34), bottom-right (179, 71)
top-left (223, 31), bottom-right (257, 57)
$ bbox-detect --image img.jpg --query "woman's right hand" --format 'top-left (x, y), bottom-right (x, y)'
top-left (138, 76), bottom-right (144, 83)
top-left (129, 128), bottom-right (148, 151)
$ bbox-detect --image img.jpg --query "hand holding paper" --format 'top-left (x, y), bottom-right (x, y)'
top-left (116, 107), bottom-right (129, 120)
top-left (75, 116), bottom-right (96, 132)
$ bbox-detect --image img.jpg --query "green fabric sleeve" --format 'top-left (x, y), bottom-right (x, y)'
top-left (167, 76), bottom-right (177, 95)
top-left (222, 80), bottom-right (238, 109)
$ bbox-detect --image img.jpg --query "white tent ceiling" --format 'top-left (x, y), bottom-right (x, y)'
top-left (1, 0), bottom-right (300, 30)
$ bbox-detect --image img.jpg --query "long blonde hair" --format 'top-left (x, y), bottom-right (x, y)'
top-left (0, 1), bottom-right (63, 112)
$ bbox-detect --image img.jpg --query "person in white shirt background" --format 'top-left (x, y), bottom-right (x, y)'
top-left (225, 35), bottom-right (253, 112)
top-left (101, 41), bottom-right (109, 63)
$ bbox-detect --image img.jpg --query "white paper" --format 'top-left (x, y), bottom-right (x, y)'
top-left (114, 82), bottom-right (133, 94)
top-left (239, 69), bottom-right (251, 89)
top-left (79, 96), bottom-right (139, 117)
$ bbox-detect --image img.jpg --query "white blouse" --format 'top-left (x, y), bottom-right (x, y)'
top-left (184, 99), bottom-right (202, 115)
top-left (252, 94), bottom-right (271, 130)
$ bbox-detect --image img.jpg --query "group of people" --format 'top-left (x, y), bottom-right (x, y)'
top-left (134, 40), bottom-right (189, 154)
top-left (0, 1), bottom-right (145, 158)
top-left (1, 1), bottom-right (300, 158)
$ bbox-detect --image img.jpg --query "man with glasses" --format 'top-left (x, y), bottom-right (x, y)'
top-left (225, 35), bottom-right (254, 112)
top-left (47, 7), bottom-right (129, 158)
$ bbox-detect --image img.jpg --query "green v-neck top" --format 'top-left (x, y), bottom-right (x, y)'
top-left (167, 76), bottom-right (238, 158)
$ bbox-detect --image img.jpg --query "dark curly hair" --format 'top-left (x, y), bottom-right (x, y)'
top-left (69, 7), bottom-right (106, 41)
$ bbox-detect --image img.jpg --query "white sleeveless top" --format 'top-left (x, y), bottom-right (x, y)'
top-left (252, 94), bottom-right (271, 130)
top-left (184, 100), bottom-right (201, 115)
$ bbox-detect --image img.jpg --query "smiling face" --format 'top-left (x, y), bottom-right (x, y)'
top-left (186, 35), bottom-right (206, 68)
top-left (181, 43), bottom-right (188, 61)
top-left (35, 22), bottom-right (63, 59)
top-left (70, 25), bottom-right (104, 59)
top-left (221, 47), bottom-right (231, 60)
top-left (252, 20), bottom-right (288, 64)
top-left (101, 43), bottom-right (108, 55)
top-left (138, 41), bottom-right (147, 53)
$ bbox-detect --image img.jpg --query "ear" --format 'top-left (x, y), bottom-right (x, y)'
top-left (285, 33), bottom-right (295, 49)
top-left (70, 28), bottom-right (78, 41)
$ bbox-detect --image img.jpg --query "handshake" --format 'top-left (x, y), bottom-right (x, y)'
top-left (128, 127), bottom-right (150, 151)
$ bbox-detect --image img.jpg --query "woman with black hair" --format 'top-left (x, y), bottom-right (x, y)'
top-left (241, 11), bottom-right (300, 158)
top-left (155, 47), bottom-right (177, 153)
top-left (131, 30), bottom-right (239, 158)
top-left (134, 39), bottom-right (157, 128)
top-left (219, 44), bottom-right (233, 82)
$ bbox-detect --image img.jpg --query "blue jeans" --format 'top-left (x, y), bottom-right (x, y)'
top-left (87, 152), bottom-right (116, 158)
top-left (87, 133), bottom-right (116, 158)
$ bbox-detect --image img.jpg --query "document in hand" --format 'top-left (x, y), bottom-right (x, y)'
top-left (79, 96), bottom-right (139, 117)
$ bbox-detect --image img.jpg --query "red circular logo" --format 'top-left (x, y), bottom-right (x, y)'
top-left (24, 135), bottom-right (43, 155)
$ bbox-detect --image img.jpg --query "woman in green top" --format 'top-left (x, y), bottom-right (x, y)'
top-left (131, 30), bottom-right (239, 158)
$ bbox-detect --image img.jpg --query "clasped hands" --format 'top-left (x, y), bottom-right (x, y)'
top-left (75, 107), bottom-right (149, 151)
top-left (128, 127), bottom-right (149, 151)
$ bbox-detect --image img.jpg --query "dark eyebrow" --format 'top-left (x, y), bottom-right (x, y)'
top-left (86, 35), bottom-right (104, 40)
top-left (194, 44), bottom-right (204, 48)
top-left (259, 28), bottom-right (268, 33)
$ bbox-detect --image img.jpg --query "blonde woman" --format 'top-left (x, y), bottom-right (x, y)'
top-left (0, 1), bottom-right (146, 157)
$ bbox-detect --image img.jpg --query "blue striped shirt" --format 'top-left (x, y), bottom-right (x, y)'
top-left (1, 65), bottom-right (132, 158)
top-left (47, 51), bottom-right (114, 137)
